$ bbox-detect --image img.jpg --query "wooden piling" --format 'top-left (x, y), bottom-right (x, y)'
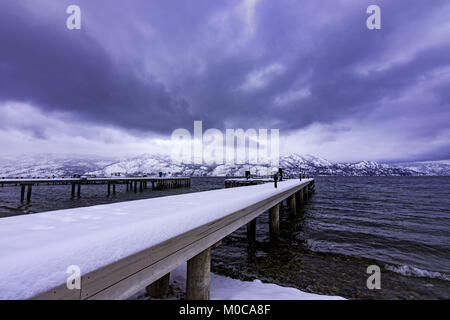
top-left (71, 183), bottom-right (75, 198)
top-left (246, 219), bottom-right (256, 241)
top-left (186, 248), bottom-right (211, 300)
top-left (20, 185), bottom-right (25, 202)
top-left (269, 204), bottom-right (280, 242)
top-left (113, 183), bottom-right (116, 194)
top-left (77, 184), bottom-right (81, 198)
top-left (146, 273), bottom-right (170, 299)
top-left (26, 185), bottom-right (32, 202)
top-left (288, 194), bottom-right (296, 215)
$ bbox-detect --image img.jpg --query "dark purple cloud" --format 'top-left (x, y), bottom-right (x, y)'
top-left (0, 0), bottom-right (449, 161)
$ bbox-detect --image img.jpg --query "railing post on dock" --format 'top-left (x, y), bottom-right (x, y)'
top-left (186, 247), bottom-right (211, 300)
top-left (146, 273), bottom-right (170, 299)
top-left (246, 219), bottom-right (257, 242)
top-left (269, 204), bottom-right (280, 242)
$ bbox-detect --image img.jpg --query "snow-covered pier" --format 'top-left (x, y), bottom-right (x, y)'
top-left (0, 177), bottom-right (191, 201)
top-left (0, 178), bottom-right (314, 300)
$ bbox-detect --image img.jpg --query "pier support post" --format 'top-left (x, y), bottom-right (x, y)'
top-left (246, 219), bottom-right (256, 242)
top-left (288, 194), bottom-right (296, 215)
top-left (303, 187), bottom-right (308, 201)
top-left (146, 273), bottom-right (170, 299)
top-left (26, 185), bottom-right (32, 202)
top-left (134, 181), bottom-right (137, 193)
top-left (77, 183), bottom-right (81, 198)
top-left (298, 189), bottom-right (304, 207)
top-left (269, 204), bottom-right (280, 242)
top-left (113, 183), bottom-right (116, 194)
top-left (71, 183), bottom-right (75, 198)
top-left (20, 185), bottom-right (25, 202)
top-left (186, 248), bottom-right (211, 300)
top-left (107, 182), bottom-right (111, 195)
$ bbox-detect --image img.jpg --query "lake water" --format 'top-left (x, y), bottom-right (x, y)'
top-left (0, 176), bottom-right (448, 299)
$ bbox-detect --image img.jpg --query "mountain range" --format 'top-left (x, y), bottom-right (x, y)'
top-left (0, 153), bottom-right (449, 177)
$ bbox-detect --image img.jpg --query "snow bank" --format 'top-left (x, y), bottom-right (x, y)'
top-left (0, 179), bottom-right (311, 299)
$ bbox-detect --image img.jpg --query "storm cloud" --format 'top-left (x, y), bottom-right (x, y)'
top-left (0, 0), bottom-right (449, 161)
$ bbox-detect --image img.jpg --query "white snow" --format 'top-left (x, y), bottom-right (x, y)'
top-left (132, 263), bottom-right (345, 300)
top-left (0, 179), bottom-right (311, 299)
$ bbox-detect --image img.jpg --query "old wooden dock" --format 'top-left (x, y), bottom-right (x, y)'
top-left (0, 178), bottom-right (314, 300)
top-left (0, 177), bottom-right (191, 202)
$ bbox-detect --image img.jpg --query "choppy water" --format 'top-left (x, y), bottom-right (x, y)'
top-left (0, 176), bottom-right (449, 299)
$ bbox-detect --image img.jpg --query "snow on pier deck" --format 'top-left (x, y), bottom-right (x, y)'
top-left (0, 178), bottom-right (314, 300)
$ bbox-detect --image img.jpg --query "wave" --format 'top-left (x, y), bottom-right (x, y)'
top-left (385, 264), bottom-right (450, 282)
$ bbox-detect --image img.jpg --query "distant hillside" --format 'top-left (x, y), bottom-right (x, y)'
top-left (1, 153), bottom-right (448, 178)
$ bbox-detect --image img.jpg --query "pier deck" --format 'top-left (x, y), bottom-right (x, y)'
top-left (0, 177), bottom-right (191, 201)
top-left (0, 178), bottom-right (314, 300)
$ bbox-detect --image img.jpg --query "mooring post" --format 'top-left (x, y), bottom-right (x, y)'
top-left (269, 204), bottom-right (280, 242)
top-left (288, 194), bottom-right (296, 215)
top-left (186, 248), bottom-right (211, 300)
top-left (26, 185), bottom-right (32, 202)
top-left (20, 185), bottom-right (25, 202)
top-left (246, 219), bottom-right (257, 242)
top-left (146, 273), bottom-right (170, 299)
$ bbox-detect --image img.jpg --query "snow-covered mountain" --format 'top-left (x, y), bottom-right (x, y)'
top-left (392, 160), bottom-right (450, 176)
top-left (0, 154), bottom-right (112, 178)
top-left (1, 153), bottom-right (445, 177)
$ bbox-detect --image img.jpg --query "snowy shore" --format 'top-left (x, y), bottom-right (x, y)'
top-left (132, 263), bottom-right (345, 300)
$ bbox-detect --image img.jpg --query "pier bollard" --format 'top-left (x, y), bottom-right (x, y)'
top-left (269, 204), bottom-right (280, 242)
top-left (288, 194), bottom-right (296, 215)
top-left (246, 219), bottom-right (257, 242)
top-left (186, 248), bottom-right (211, 300)
top-left (146, 273), bottom-right (170, 299)
top-left (20, 185), bottom-right (25, 202)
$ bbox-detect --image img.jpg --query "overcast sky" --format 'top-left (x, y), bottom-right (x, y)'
top-left (1, 0), bottom-right (449, 162)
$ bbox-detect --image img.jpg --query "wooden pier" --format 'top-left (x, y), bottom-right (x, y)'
top-left (0, 178), bottom-right (314, 300)
top-left (0, 177), bottom-right (191, 202)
